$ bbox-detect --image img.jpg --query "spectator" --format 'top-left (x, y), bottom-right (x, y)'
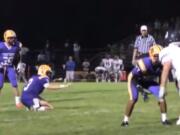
top-left (82, 58), bottom-right (90, 72)
top-left (19, 42), bottom-right (29, 63)
top-left (164, 27), bottom-right (178, 45)
top-left (175, 17), bottom-right (180, 31)
top-left (169, 17), bottom-right (175, 29)
top-left (65, 56), bottom-right (76, 82)
top-left (162, 21), bottom-right (169, 33)
top-left (73, 42), bottom-right (80, 63)
top-left (61, 64), bottom-right (66, 82)
top-left (63, 39), bottom-right (71, 61)
top-left (37, 50), bottom-right (47, 64)
top-left (44, 40), bottom-right (51, 63)
top-left (154, 19), bottom-right (161, 32)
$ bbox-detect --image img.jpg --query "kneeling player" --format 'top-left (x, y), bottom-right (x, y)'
top-left (21, 64), bottom-right (70, 111)
top-left (121, 45), bottom-right (170, 126)
top-left (95, 66), bottom-right (106, 82)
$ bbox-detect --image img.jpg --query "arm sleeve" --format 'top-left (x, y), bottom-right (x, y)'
top-left (131, 65), bottom-right (142, 76)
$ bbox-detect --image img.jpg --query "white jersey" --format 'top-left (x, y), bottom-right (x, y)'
top-left (102, 58), bottom-right (113, 69)
top-left (112, 59), bottom-right (123, 71)
top-left (159, 44), bottom-right (180, 80)
top-left (17, 62), bottom-right (26, 73)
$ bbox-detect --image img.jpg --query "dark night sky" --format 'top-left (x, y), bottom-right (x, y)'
top-left (0, 0), bottom-right (179, 49)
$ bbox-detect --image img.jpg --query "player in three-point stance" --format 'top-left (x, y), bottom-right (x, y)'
top-left (121, 45), bottom-right (170, 126)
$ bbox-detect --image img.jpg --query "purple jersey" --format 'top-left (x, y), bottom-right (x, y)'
top-left (22, 75), bottom-right (49, 98)
top-left (0, 42), bottom-right (20, 67)
top-left (131, 57), bottom-right (161, 78)
top-left (128, 57), bottom-right (162, 101)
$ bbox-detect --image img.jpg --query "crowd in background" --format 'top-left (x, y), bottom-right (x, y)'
top-left (19, 16), bottom-right (180, 82)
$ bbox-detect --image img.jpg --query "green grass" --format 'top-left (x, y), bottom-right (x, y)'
top-left (0, 82), bottom-right (180, 135)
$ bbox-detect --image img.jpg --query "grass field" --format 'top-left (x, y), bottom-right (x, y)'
top-left (0, 82), bottom-right (180, 135)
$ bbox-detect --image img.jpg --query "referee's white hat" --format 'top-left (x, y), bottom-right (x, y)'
top-left (140, 25), bottom-right (148, 31)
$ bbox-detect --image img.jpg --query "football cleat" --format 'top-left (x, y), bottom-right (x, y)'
top-left (176, 118), bottom-right (180, 125)
top-left (121, 121), bottom-right (129, 127)
top-left (162, 120), bottom-right (171, 126)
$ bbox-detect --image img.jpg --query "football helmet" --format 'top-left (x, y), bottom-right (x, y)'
top-left (38, 65), bottom-right (52, 77)
top-left (4, 29), bottom-right (17, 42)
top-left (149, 45), bottom-right (163, 58)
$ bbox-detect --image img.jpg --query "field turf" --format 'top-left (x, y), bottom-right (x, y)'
top-left (0, 82), bottom-right (180, 135)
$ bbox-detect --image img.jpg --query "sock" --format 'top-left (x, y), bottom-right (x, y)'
top-left (15, 96), bottom-right (20, 104)
top-left (123, 115), bottom-right (129, 122)
top-left (161, 113), bottom-right (167, 122)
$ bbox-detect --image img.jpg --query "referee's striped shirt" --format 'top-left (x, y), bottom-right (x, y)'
top-left (134, 34), bottom-right (156, 54)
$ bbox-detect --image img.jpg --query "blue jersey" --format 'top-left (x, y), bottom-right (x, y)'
top-left (131, 57), bottom-right (161, 79)
top-left (0, 42), bottom-right (20, 67)
top-left (66, 60), bottom-right (76, 71)
top-left (22, 75), bottom-right (49, 98)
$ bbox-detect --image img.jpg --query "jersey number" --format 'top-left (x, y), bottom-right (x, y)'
top-left (24, 78), bottom-right (33, 91)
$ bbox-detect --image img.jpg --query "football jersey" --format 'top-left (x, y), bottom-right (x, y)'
top-left (102, 58), bottom-right (113, 69)
top-left (159, 44), bottom-right (180, 80)
top-left (159, 45), bottom-right (180, 70)
top-left (112, 59), bottom-right (123, 70)
top-left (22, 75), bottom-right (49, 98)
top-left (0, 42), bottom-right (20, 67)
top-left (131, 57), bottom-right (161, 78)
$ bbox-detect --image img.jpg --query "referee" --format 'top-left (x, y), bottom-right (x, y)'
top-left (132, 25), bottom-right (156, 65)
top-left (132, 25), bottom-right (156, 102)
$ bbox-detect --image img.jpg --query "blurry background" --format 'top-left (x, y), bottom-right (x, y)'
top-left (0, 0), bottom-right (178, 49)
top-left (1, 0), bottom-right (179, 80)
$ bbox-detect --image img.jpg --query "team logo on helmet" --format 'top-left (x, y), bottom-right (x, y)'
top-left (38, 65), bottom-right (52, 77)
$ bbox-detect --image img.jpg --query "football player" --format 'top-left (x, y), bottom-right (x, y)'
top-left (159, 42), bottom-right (180, 125)
top-left (95, 65), bottom-right (106, 82)
top-left (21, 64), bottom-right (70, 111)
top-left (112, 55), bottom-right (124, 82)
top-left (121, 45), bottom-right (170, 126)
top-left (0, 29), bottom-right (22, 108)
top-left (101, 54), bottom-right (113, 82)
